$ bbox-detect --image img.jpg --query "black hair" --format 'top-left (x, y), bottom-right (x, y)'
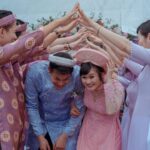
top-left (137, 20), bottom-right (150, 37)
top-left (0, 10), bottom-right (13, 30)
top-left (16, 19), bottom-right (25, 37)
top-left (49, 52), bottom-right (74, 74)
top-left (16, 19), bottom-right (25, 26)
top-left (80, 62), bottom-right (105, 82)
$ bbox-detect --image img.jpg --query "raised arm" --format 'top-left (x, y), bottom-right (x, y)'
top-left (42, 19), bottom-right (78, 49)
top-left (104, 79), bottom-right (124, 115)
top-left (129, 42), bottom-right (150, 65)
top-left (123, 58), bottom-right (144, 76)
top-left (50, 28), bottom-right (84, 47)
top-left (41, 3), bottom-right (79, 37)
top-left (78, 6), bottom-right (131, 56)
top-left (47, 33), bottom-right (86, 54)
top-left (78, 7), bottom-right (150, 66)
top-left (0, 30), bottom-right (44, 65)
top-left (103, 61), bottom-right (124, 115)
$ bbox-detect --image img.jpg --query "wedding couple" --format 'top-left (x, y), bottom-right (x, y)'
top-left (25, 4), bottom-right (124, 150)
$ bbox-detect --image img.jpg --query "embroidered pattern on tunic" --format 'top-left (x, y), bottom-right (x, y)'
top-left (25, 37), bottom-right (36, 49)
top-left (0, 131), bottom-right (11, 142)
top-left (11, 98), bottom-right (18, 110)
top-left (1, 80), bottom-right (10, 92)
top-left (7, 113), bottom-right (14, 125)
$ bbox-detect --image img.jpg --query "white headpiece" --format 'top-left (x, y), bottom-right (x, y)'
top-left (48, 54), bottom-right (76, 67)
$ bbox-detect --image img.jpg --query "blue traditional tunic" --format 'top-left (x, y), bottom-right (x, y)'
top-left (25, 60), bottom-right (85, 150)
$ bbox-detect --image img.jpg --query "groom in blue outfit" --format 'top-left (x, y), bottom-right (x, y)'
top-left (25, 52), bottom-right (85, 150)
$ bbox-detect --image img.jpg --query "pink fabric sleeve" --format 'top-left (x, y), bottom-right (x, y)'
top-left (104, 79), bottom-right (124, 115)
top-left (16, 46), bottom-right (48, 65)
top-left (0, 30), bottom-right (44, 65)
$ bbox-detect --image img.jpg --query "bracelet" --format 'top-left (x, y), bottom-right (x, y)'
top-left (54, 30), bottom-right (61, 38)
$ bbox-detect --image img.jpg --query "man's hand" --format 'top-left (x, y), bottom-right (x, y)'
top-left (54, 133), bottom-right (68, 150)
top-left (37, 135), bottom-right (51, 150)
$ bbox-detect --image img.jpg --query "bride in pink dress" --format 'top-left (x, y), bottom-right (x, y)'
top-left (74, 48), bottom-right (124, 150)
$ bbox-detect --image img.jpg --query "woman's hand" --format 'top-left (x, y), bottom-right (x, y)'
top-left (105, 60), bottom-right (117, 83)
top-left (85, 38), bottom-right (102, 51)
top-left (76, 27), bottom-right (87, 37)
top-left (87, 34), bottom-right (103, 46)
top-left (77, 5), bottom-right (95, 28)
top-left (58, 3), bottom-right (79, 26)
top-left (70, 105), bottom-right (80, 117)
top-left (56, 20), bottom-right (78, 35)
top-left (70, 33), bottom-right (87, 50)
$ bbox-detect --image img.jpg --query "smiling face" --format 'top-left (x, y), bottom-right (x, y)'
top-left (50, 69), bottom-right (71, 90)
top-left (81, 67), bottom-right (103, 91)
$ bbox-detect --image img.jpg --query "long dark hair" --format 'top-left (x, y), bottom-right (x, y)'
top-left (16, 19), bottom-right (26, 37)
top-left (80, 62), bottom-right (105, 82)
